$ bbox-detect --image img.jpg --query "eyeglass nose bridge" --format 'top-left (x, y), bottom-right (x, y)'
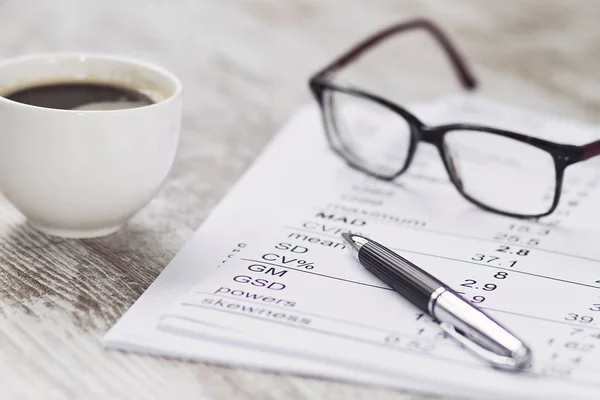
top-left (418, 125), bottom-right (448, 147)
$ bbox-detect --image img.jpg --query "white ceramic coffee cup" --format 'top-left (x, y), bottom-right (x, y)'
top-left (0, 53), bottom-right (182, 238)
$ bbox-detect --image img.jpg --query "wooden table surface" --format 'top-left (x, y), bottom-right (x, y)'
top-left (1, 1), bottom-right (600, 399)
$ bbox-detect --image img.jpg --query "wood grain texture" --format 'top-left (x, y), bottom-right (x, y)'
top-left (0, 1), bottom-right (599, 399)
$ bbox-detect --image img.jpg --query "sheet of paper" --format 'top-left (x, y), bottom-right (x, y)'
top-left (159, 207), bottom-right (600, 399)
top-left (105, 95), bottom-right (600, 399)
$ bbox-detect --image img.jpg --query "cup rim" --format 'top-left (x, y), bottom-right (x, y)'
top-left (0, 52), bottom-right (182, 114)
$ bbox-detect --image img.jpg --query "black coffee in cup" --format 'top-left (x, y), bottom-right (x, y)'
top-left (2, 82), bottom-right (155, 110)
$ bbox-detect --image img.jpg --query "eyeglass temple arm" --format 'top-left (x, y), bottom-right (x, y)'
top-left (311, 18), bottom-right (477, 90)
top-left (582, 140), bottom-right (600, 160)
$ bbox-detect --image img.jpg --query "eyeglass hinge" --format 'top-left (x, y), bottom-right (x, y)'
top-left (555, 154), bottom-right (572, 163)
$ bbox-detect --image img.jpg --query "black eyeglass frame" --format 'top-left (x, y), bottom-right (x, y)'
top-left (308, 18), bottom-right (600, 219)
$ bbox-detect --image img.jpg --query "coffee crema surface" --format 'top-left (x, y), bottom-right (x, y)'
top-left (2, 82), bottom-right (155, 110)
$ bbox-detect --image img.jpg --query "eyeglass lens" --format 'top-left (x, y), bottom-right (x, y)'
top-left (326, 90), bottom-right (412, 177)
top-left (325, 89), bottom-right (558, 216)
top-left (443, 130), bottom-right (557, 215)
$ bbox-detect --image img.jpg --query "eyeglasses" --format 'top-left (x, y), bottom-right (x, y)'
top-left (308, 18), bottom-right (600, 219)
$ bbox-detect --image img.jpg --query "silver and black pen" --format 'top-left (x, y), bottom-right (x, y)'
top-left (341, 232), bottom-right (532, 371)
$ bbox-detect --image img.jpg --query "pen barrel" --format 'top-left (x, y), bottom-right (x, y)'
top-left (359, 242), bottom-right (444, 312)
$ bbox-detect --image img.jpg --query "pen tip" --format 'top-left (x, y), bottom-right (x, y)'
top-left (512, 345), bottom-right (533, 370)
top-left (341, 233), bottom-right (369, 260)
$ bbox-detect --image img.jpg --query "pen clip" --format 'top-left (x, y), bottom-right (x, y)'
top-left (439, 322), bottom-right (528, 370)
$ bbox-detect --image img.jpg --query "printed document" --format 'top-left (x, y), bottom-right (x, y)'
top-left (105, 95), bottom-right (600, 399)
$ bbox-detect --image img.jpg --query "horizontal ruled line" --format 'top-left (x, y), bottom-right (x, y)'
top-left (388, 248), bottom-right (600, 291)
top-left (191, 291), bottom-right (417, 339)
top-left (173, 301), bottom-right (484, 370)
top-left (481, 307), bottom-right (600, 332)
top-left (240, 258), bottom-right (392, 291)
top-left (314, 204), bottom-right (600, 264)
top-left (282, 226), bottom-right (600, 290)
top-left (240, 259), bottom-right (600, 328)
top-left (282, 226), bottom-right (341, 239)
top-left (169, 302), bottom-right (600, 387)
